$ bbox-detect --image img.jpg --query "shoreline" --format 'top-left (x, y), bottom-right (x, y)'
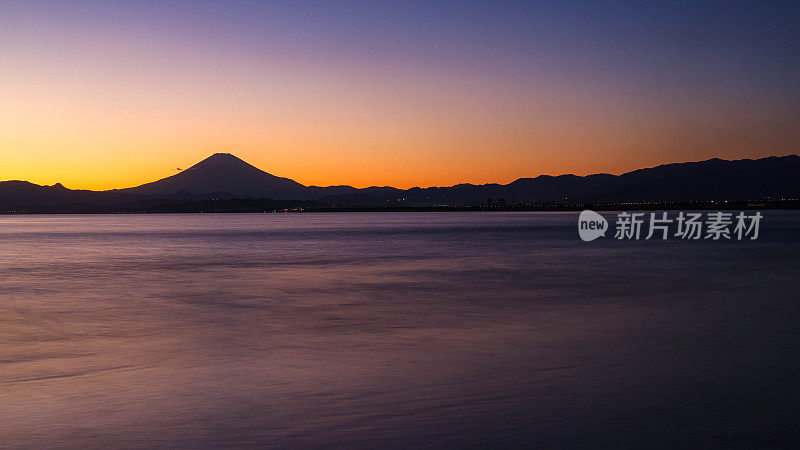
top-left (2, 199), bottom-right (799, 214)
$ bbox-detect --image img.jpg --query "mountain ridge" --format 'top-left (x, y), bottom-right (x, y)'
top-left (1, 154), bottom-right (799, 210)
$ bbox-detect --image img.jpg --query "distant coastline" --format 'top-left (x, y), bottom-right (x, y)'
top-left (2, 153), bottom-right (799, 213)
top-left (2, 199), bottom-right (797, 215)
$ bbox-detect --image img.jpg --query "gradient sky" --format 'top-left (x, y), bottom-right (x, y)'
top-left (1, 0), bottom-right (799, 189)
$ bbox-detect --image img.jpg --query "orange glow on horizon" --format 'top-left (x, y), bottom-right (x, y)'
top-left (3, 56), bottom-right (796, 191)
top-left (2, 4), bottom-right (798, 191)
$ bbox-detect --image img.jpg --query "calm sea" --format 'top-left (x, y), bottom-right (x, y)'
top-left (1, 212), bottom-right (798, 448)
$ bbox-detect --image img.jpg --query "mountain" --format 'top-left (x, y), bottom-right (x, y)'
top-left (1, 154), bottom-right (799, 211)
top-left (322, 155), bottom-right (800, 206)
top-left (119, 153), bottom-right (307, 199)
top-left (0, 181), bottom-right (139, 207)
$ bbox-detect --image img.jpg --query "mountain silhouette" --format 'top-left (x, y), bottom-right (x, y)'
top-left (2, 154), bottom-right (799, 211)
top-left (121, 153), bottom-right (307, 198)
top-left (309, 155), bottom-right (800, 206)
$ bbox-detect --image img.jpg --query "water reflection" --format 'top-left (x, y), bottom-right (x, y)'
top-left (1, 212), bottom-right (799, 447)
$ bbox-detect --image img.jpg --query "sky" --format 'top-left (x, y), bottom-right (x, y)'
top-left (1, 0), bottom-right (799, 189)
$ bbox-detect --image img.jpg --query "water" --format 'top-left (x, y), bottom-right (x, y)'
top-left (1, 211), bottom-right (798, 448)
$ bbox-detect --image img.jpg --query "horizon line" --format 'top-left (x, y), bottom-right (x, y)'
top-left (2, 153), bottom-right (798, 192)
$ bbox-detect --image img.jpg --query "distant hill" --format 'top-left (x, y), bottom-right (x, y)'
top-left (0, 181), bottom-right (138, 207)
top-left (1, 154), bottom-right (799, 211)
top-left (367, 155), bottom-right (800, 206)
top-left (312, 155), bottom-right (800, 206)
